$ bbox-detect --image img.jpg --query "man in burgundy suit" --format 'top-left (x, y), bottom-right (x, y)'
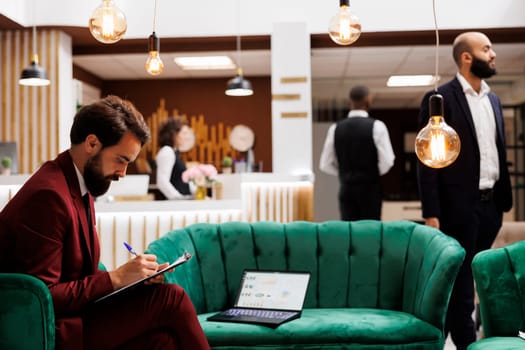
top-left (0, 95), bottom-right (210, 350)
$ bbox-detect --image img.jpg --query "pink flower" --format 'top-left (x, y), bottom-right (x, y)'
top-left (182, 164), bottom-right (218, 185)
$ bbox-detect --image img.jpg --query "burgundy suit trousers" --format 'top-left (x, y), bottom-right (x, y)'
top-left (83, 283), bottom-right (209, 350)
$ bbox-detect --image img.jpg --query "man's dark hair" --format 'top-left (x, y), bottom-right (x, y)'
top-left (70, 95), bottom-right (151, 147)
top-left (349, 85), bottom-right (370, 109)
top-left (158, 116), bottom-right (189, 148)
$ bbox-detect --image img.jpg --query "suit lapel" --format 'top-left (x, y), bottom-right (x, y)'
top-left (56, 152), bottom-right (96, 272)
top-left (488, 93), bottom-right (505, 146)
top-left (450, 78), bottom-right (478, 143)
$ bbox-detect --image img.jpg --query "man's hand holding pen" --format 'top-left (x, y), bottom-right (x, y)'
top-left (107, 242), bottom-right (171, 289)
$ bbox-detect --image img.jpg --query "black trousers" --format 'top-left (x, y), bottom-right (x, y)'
top-left (338, 183), bottom-right (382, 221)
top-left (440, 194), bottom-right (503, 349)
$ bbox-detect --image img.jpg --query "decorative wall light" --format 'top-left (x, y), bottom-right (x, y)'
top-left (328, 0), bottom-right (361, 46)
top-left (19, 25), bottom-right (50, 87)
top-left (225, 0), bottom-right (253, 96)
top-left (145, 0), bottom-right (164, 75)
top-left (414, 0), bottom-right (460, 168)
top-left (89, 0), bottom-right (127, 44)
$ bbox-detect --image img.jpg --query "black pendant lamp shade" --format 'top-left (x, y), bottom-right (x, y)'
top-left (225, 68), bottom-right (253, 96)
top-left (19, 55), bottom-right (50, 86)
top-left (19, 24), bottom-right (50, 87)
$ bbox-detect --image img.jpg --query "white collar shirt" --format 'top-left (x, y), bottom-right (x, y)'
top-left (457, 73), bottom-right (499, 189)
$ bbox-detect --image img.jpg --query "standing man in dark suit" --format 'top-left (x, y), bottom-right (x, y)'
top-left (417, 32), bottom-right (512, 350)
top-left (0, 95), bottom-right (210, 350)
top-left (320, 85), bottom-right (395, 220)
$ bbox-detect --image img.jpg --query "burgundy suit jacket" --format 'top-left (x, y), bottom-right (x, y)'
top-left (0, 151), bottom-right (114, 349)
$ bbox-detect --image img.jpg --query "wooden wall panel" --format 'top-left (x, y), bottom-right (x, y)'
top-left (0, 30), bottom-right (60, 174)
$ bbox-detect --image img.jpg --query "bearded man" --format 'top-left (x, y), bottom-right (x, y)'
top-left (0, 95), bottom-right (210, 350)
top-left (416, 32), bottom-right (512, 350)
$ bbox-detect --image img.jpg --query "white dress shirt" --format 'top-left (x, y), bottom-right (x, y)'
top-left (156, 146), bottom-right (192, 200)
top-left (457, 73), bottom-right (499, 189)
top-left (319, 110), bottom-right (395, 176)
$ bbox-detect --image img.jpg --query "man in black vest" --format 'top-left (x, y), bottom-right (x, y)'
top-left (319, 85), bottom-right (395, 220)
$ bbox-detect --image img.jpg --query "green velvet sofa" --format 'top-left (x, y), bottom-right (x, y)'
top-left (469, 240), bottom-right (525, 350)
top-left (0, 273), bottom-right (54, 350)
top-left (146, 220), bottom-right (466, 349)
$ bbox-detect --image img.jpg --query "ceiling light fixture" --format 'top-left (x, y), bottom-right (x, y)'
top-left (145, 0), bottom-right (164, 75)
top-left (174, 56), bottom-right (235, 70)
top-left (387, 75), bottom-right (438, 87)
top-left (89, 0), bottom-right (127, 44)
top-left (19, 8), bottom-right (50, 87)
top-left (225, 0), bottom-right (253, 97)
top-left (414, 0), bottom-right (460, 169)
top-left (328, 0), bottom-right (361, 46)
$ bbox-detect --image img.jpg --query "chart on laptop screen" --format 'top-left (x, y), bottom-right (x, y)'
top-left (236, 271), bottom-right (309, 310)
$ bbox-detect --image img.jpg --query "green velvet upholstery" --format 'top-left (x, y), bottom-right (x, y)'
top-left (469, 240), bottom-right (525, 350)
top-left (0, 273), bottom-right (55, 350)
top-left (0, 262), bottom-right (107, 350)
top-left (146, 220), bottom-right (466, 349)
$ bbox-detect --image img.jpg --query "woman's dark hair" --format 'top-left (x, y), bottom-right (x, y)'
top-left (70, 95), bottom-right (151, 147)
top-left (157, 116), bottom-right (189, 148)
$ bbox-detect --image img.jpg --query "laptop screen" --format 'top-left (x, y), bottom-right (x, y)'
top-left (235, 270), bottom-right (310, 311)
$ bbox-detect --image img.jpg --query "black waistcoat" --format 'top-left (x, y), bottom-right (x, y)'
top-left (334, 117), bottom-right (379, 185)
top-left (170, 150), bottom-right (191, 195)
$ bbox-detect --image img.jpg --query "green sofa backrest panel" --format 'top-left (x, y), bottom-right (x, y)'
top-left (146, 220), bottom-right (465, 330)
top-left (472, 240), bottom-right (525, 337)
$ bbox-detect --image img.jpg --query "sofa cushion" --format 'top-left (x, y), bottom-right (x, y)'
top-left (200, 308), bottom-right (442, 349)
top-left (467, 337), bottom-right (525, 350)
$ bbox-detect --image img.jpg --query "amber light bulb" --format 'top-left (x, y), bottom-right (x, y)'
top-left (328, 0), bottom-right (361, 46)
top-left (145, 33), bottom-right (164, 75)
top-left (415, 94), bottom-right (461, 168)
top-left (89, 0), bottom-right (127, 44)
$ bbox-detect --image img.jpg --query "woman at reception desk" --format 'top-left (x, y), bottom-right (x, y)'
top-left (155, 117), bottom-right (194, 200)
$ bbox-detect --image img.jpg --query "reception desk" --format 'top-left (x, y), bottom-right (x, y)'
top-left (0, 173), bottom-right (314, 269)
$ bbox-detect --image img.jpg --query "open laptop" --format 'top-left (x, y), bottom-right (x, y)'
top-left (207, 270), bottom-right (310, 328)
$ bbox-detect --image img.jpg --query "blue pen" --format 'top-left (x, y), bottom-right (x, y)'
top-left (123, 241), bottom-right (139, 257)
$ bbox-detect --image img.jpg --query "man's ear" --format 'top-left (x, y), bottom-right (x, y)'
top-left (85, 134), bottom-right (101, 154)
top-left (462, 52), bottom-right (473, 64)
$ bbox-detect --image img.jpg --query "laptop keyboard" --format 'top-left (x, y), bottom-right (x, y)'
top-left (225, 308), bottom-right (296, 320)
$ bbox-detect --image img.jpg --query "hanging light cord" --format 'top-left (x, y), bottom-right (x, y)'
top-left (432, 0), bottom-right (439, 92)
top-left (152, 0), bottom-right (158, 32)
top-left (32, 25), bottom-right (37, 60)
top-left (235, 0), bottom-right (241, 71)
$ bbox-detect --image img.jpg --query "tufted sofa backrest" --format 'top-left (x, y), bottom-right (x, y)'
top-left (472, 240), bottom-right (525, 337)
top-left (146, 220), bottom-right (464, 330)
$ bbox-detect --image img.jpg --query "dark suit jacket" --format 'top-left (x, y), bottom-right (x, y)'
top-left (0, 151), bottom-right (114, 349)
top-left (416, 77), bottom-right (512, 222)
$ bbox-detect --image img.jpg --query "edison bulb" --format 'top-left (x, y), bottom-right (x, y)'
top-left (146, 51), bottom-right (164, 75)
top-left (328, 3), bottom-right (361, 46)
top-left (89, 0), bottom-right (127, 44)
top-left (415, 94), bottom-right (461, 169)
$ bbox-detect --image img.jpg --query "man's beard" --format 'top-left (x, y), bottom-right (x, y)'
top-left (84, 152), bottom-right (118, 197)
top-left (470, 55), bottom-right (496, 79)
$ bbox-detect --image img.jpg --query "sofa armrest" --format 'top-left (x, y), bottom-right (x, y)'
top-left (0, 273), bottom-right (55, 350)
top-left (407, 225), bottom-right (465, 331)
top-left (472, 241), bottom-right (525, 337)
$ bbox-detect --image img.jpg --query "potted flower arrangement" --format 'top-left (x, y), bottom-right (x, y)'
top-left (222, 156), bottom-right (233, 174)
top-left (1, 156), bottom-right (12, 175)
top-left (182, 164), bottom-right (218, 200)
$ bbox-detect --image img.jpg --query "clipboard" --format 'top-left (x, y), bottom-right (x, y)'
top-left (94, 252), bottom-right (193, 303)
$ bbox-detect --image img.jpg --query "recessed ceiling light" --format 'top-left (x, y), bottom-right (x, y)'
top-left (173, 56), bottom-right (235, 70)
top-left (387, 75), bottom-right (438, 87)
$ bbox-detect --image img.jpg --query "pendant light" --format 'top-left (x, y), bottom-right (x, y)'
top-left (89, 0), bottom-right (127, 44)
top-left (328, 0), bottom-right (361, 46)
top-left (19, 25), bottom-right (50, 86)
top-left (414, 0), bottom-right (460, 168)
top-left (225, 0), bottom-right (253, 97)
top-left (145, 0), bottom-right (164, 75)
